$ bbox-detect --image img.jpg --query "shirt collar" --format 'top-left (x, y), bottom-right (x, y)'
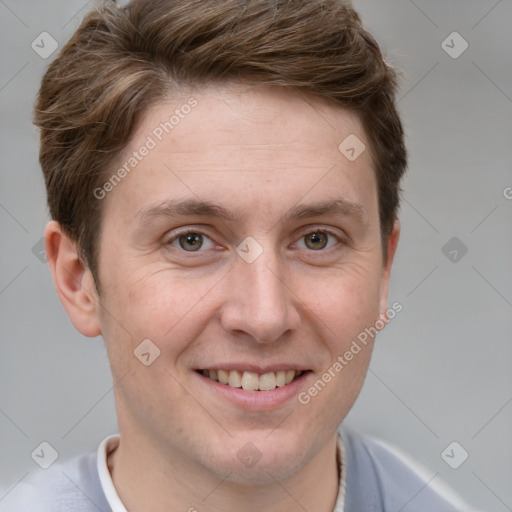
top-left (97, 432), bottom-right (346, 512)
top-left (97, 435), bottom-right (127, 512)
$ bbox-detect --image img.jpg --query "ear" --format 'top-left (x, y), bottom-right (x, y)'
top-left (44, 220), bottom-right (101, 337)
top-left (378, 220), bottom-right (400, 321)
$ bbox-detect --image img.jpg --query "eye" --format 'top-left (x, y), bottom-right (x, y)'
top-left (296, 230), bottom-right (339, 251)
top-left (169, 231), bottom-right (215, 252)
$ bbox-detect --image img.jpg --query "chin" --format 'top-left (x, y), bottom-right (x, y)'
top-left (202, 430), bottom-right (309, 484)
top-left (221, 454), bottom-right (304, 486)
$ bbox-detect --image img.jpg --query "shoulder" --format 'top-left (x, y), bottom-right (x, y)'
top-left (0, 451), bottom-right (110, 512)
top-left (340, 428), bottom-right (470, 512)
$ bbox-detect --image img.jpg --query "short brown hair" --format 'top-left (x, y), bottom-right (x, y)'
top-left (34, 0), bottom-right (407, 287)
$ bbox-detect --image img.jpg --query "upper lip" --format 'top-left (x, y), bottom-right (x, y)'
top-left (196, 363), bottom-right (310, 373)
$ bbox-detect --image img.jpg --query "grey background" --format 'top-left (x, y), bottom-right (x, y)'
top-left (1, 1), bottom-right (511, 510)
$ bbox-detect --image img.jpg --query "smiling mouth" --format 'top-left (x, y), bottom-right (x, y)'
top-left (197, 369), bottom-right (308, 391)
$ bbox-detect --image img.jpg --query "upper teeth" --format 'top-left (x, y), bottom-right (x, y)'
top-left (202, 369), bottom-right (302, 391)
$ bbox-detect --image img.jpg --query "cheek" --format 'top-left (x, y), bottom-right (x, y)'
top-left (101, 266), bottom-right (220, 358)
top-left (98, 269), bottom-right (219, 416)
top-left (297, 268), bottom-right (380, 421)
top-left (301, 261), bottom-right (383, 342)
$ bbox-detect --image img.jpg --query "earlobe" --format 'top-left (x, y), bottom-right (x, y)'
top-left (378, 221), bottom-right (400, 322)
top-left (44, 221), bottom-right (102, 338)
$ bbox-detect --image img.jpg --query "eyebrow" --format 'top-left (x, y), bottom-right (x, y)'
top-left (137, 199), bottom-right (243, 225)
top-left (284, 199), bottom-right (367, 224)
top-left (136, 198), bottom-right (367, 226)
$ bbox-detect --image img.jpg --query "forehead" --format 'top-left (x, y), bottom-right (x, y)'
top-left (146, 83), bottom-right (366, 159)
top-left (102, 83), bottom-right (377, 223)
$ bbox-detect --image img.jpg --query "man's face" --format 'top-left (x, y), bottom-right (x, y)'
top-left (93, 84), bottom-right (397, 483)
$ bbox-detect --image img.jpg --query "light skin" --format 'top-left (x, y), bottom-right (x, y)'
top-left (45, 83), bottom-right (399, 512)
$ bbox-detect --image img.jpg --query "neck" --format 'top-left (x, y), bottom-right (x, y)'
top-left (108, 429), bottom-right (340, 512)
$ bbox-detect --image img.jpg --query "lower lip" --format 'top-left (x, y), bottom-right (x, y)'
top-left (195, 371), bottom-right (311, 411)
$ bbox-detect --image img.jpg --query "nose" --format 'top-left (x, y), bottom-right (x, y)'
top-left (219, 246), bottom-right (301, 344)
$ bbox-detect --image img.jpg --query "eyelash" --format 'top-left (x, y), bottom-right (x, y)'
top-left (164, 228), bottom-right (217, 252)
top-left (293, 230), bottom-right (340, 251)
top-left (164, 227), bottom-right (345, 253)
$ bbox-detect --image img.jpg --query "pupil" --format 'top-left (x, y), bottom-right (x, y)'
top-left (306, 232), bottom-right (327, 250)
top-left (179, 233), bottom-right (203, 251)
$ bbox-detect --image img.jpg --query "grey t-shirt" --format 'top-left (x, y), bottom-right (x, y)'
top-left (0, 428), bottom-right (468, 511)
